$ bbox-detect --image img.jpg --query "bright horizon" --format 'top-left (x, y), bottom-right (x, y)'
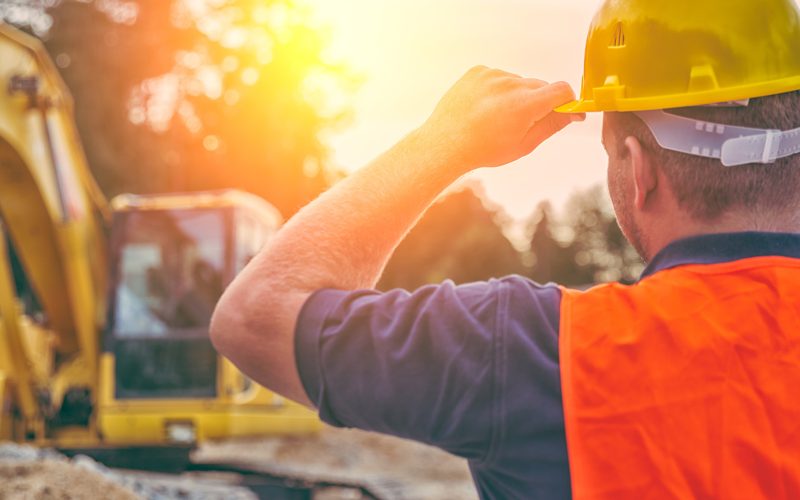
top-left (311, 0), bottom-right (607, 222)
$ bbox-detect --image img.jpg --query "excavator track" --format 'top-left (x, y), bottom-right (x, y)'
top-left (60, 445), bottom-right (408, 499)
top-left (185, 460), bottom-right (408, 499)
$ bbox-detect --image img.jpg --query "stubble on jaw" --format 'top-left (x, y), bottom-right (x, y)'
top-left (608, 162), bottom-right (650, 262)
top-left (603, 114), bottom-right (652, 262)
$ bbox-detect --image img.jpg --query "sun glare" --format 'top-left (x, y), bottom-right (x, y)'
top-left (306, 0), bottom-right (606, 222)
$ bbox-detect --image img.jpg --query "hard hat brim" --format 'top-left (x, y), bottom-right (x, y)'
top-left (555, 74), bottom-right (800, 114)
top-left (555, 100), bottom-right (590, 114)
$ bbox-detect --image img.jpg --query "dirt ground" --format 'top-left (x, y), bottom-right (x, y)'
top-left (0, 460), bottom-right (138, 500)
top-left (196, 426), bottom-right (479, 499)
top-left (0, 427), bottom-right (478, 500)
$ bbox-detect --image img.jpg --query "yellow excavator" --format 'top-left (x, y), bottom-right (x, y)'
top-left (0, 22), bottom-right (323, 465)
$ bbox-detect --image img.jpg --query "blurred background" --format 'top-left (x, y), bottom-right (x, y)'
top-left (0, 0), bottom-right (643, 289)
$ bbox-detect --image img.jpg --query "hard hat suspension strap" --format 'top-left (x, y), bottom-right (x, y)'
top-left (635, 110), bottom-right (800, 167)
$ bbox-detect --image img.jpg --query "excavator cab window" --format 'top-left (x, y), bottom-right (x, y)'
top-left (108, 208), bottom-right (230, 399)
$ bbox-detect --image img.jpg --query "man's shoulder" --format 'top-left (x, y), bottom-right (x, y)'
top-left (464, 274), bottom-right (563, 304)
top-left (488, 275), bottom-right (563, 327)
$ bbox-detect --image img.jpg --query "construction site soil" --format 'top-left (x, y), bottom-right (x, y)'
top-left (1, 427), bottom-right (477, 499)
top-left (0, 460), bottom-right (138, 500)
top-left (197, 427), bottom-right (478, 498)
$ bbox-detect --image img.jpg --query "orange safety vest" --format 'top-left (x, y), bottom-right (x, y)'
top-left (560, 256), bottom-right (800, 499)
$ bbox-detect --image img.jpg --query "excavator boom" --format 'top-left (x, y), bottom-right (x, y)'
top-left (0, 24), bottom-right (108, 438)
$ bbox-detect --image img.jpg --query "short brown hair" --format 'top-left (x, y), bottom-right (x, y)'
top-left (606, 91), bottom-right (800, 221)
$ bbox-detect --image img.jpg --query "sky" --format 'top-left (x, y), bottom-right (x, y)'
top-left (310, 0), bottom-right (607, 221)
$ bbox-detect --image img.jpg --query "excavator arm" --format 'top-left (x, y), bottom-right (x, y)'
top-left (0, 23), bottom-right (109, 437)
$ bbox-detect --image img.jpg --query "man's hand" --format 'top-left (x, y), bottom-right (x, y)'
top-left (211, 67), bottom-right (580, 407)
top-left (419, 66), bottom-right (583, 172)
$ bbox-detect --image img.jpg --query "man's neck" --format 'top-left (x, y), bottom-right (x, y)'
top-left (645, 211), bottom-right (800, 262)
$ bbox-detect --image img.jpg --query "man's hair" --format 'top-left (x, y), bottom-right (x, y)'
top-left (606, 91), bottom-right (800, 221)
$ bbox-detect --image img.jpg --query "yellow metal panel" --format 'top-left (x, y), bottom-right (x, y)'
top-left (98, 354), bottom-right (115, 409)
top-left (18, 317), bottom-right (55, 383)
top-left (0, 372), bottom-right (13, 440)
top-left (98, 407), bottom-right (321, 445)
top-left (0, 138), bottom-right (77, 354)
top-left (0, 232), bottom-right (37, 418)
top-left (0, 31), bottom-right (65, 221)
top-left (47, 426), bottom-right (98, 448)
top-left (56, 223), bottom-right (100, 380)
top-left (97, 354), bottom-right (320, 445)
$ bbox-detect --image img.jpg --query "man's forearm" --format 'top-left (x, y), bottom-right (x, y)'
top-left (255, 128), bottom-right (463, 294)
top-left (211, 67), bottom-right (580, 404)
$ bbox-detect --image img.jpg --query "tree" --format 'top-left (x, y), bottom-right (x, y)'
top-left (525, 186), bottom-right (643, 286)
top-left (379, 184), bottom-right (526, 291)
top-left (564, 186), bottom-right (643, 284)
top-left (5, 0), bottom-right (354, 216)
top-left (527, 201), bottom-right (594, 286)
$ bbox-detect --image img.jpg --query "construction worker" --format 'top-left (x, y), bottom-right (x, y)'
top-left (211, 0), bottom-right (800, 497)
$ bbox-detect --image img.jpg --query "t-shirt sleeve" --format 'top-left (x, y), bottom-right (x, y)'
top-left (294, 277), bottom-right (561, 462)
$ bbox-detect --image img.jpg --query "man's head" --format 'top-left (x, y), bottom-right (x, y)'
top-left (602, 91), bottom-right (800, 260)
top-left (558, 0), bottom-right (800, 260)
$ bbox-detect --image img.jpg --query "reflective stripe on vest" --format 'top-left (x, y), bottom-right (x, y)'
top-left (560, 256), bottom-right (800, 499)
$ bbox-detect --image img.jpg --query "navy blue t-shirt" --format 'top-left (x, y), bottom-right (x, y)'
top-left (294, 232), bottom-right (800, 499)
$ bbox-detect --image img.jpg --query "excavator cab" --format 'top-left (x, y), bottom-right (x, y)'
top-left (109, 201), bottom-right (229, 400)
top-left (98, 191), bottom-right (320, 445)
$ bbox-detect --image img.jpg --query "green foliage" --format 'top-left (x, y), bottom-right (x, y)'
top-left (527, 201), bottom-right (593, 286)
top-left (7, 0), bottom-right (354, 217)
top-left (527, 186), bottom-right (644, 286)
top-left (564, 185), bottom-right (643, 283)
top-left (379, 185), bottom-right (526, 290)
top-left (381, 183), bottom-right (642, 291)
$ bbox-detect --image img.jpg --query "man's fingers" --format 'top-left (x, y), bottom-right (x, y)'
top-left (519, 78), bottom-right (549, 89)
top-left (493, 68), bottom-right (522, 79)
top-left (522, 81), bottom-right (578, 122)
top-left (520, 111), bottom-right (575, 153)
top-left (427, 67), bottom-right (581, 169)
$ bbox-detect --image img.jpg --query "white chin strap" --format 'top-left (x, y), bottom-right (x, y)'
top-left (634, 110), bottom-right (800, 167)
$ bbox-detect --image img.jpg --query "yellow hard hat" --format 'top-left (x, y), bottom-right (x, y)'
top-left (557, 0), bottom-right (800, 113)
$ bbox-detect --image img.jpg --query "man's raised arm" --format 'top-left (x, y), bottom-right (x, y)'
top-left (209, 66), bottom-right (582, 406)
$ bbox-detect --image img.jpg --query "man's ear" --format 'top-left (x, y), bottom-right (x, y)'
top-left (624, 136), bottom-right (657, 210)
